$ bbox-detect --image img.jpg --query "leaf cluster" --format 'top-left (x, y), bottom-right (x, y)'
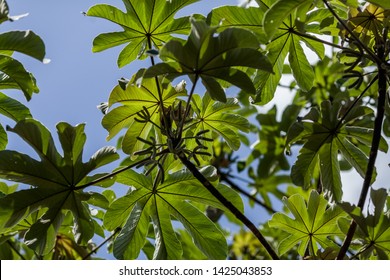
top-left (1, 0), bottom-right (390, 260)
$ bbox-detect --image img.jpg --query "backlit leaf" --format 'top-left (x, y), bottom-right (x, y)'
top-left (269, 190), bottom-right (345, 256)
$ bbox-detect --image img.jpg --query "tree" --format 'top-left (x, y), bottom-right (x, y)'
top-left (0, 0), bottom-right (390, 260)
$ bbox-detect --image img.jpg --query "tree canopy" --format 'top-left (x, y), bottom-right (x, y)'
top-left (1, 0), bottom-right (390, 260)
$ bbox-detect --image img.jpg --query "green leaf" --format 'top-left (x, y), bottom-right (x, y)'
top-left (269, 190), bottom-right (345, 256)
top-left (150, 196), bottom-right (183, 260)
top-left (319, 140), bottom-right (342, 202)
top-left (0, 55), bottom-right (38, 100)
top-left (0, 119), bottom-right (119, 254)
top-left (113, 197), bottom-right (151, 260)
top-left (252, 31), bottom-right (290, 105)
top-left (288, 101), bottom-right (379, 202)
top-left (207, 6), bottom-right (267, 42)
top-left (0, 123), bottom-right (6, 150)
top-left (105, 166), bottom-right (240, 259)
top-left (263, 0), bottom-right (311, 40)
top-left (207, 2), bottom-right (322, 104)
top-left (87, 0), bottom-right (200, 67)
top-left (336, 137), bottom-right (369, 178)
top-left (0, 30), bottom-right (46, 61)
top-left (164, 198), bottom-right (226, 259)
top-left (145, 18), bottom-right (273, 102)
top-left (187, 93), bottom-right (250, 151)
top-left (288, 35), bottom-right (314, 91)
top-left (102, 76), bottom-right (185, 157)
top-left (0, 181), bottom-right (17, 196)
top-left (291, 133), bottom-right (325, 189)
top-left (339, 188), bottom-right (390, 259)
top-left (0, 92), bottom-right (32, 121)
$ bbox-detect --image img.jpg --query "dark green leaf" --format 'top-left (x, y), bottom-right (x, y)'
top-left (0, 123), bottom-right (6, 150)
top-left (145, 18), bottom-right (273, 102)
top-left (339, 188), bottom-right (390, 259)
top-left (288, 35), bottom-right (314, 92)
top-left (0, 31), bottom-right (45, 61)
top-left (269, 190), bottom-right (345, 256)
top-left (0, 55), bottom-right (39, 100)
top-left (0, 92), bottom-right (32, 121)
top-left (366, 1), bottom-right (390, 9)
top-left (0, 119), bottom-right (119, 254)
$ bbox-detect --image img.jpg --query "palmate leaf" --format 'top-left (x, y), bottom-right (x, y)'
top-left (144, 18), bottom-right (273, 102)
top-left (102, 76), bottom-right (186, 157)
top-left (86, 0), bottom-right (199, 67)
top-left (0, 119), bottom-right (119, 255)
top-left (339, 188), bottom-right (390, 259)
top-left (104, 166), bottom-right (243, 260)
top-left (208, 2), bottom-right (325, 105)
top-left (269, 190), bottom-right (345, 256)
top-left (262, 0), bottom-right (311, 40)
top-left (188, 93), bottom-right (250, 151)
top-left (286, 100), bottom-right (388, 202)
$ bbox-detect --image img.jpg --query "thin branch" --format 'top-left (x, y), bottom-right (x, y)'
top-left (220, 173), bottom-right (277, 214)
top-left (335, 75), bottom-right (378, 130)
top-left (74, 156), bottom-right (153, 190)
top-left (6, 240), bottom-right (26, 260)
top-left (82, 228), bottom-right (121, 260)
top-left (291, 29), bottom-right (348, 51)
top-left (176, 74), bottom-right (199, 138)
top-left (178, 152), bottom-right (279, 260)
top-left (322, 0), bottom-right (380, 64)
top-left (337, 44), bottom-right (388, 260)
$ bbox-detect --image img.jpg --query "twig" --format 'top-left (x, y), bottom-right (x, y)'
top-left (82, 228), bottom-right (121, 260)
top-left (335, 75), bottom-right (378, 130)
top-left (6, 240), bottom-right (26, 260)
top-left (178, 152), bottom-right (279, 260)
top-left (220, 173), bottom-right (277, 214)
top-left (322, 0), bottom-right (380, 64)
top-left (176, 74), bottom-right (199, 138)
top-left (74, 155), bottom-right (156, 190)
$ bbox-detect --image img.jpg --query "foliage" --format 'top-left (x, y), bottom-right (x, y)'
top-left (0, 0), bottom-right (390, 260)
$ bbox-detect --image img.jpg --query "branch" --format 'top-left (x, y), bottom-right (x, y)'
top-left (82, 228), bottom-right (121, 260)
top-left (290, 29), bottom-right (349, 51)
top-left (177, 74), bottom-right (199, 138)
top-left (337, 44), bottom-right (388, 260)
top-left (335, 75), bottom-right (378, 130)
top-left (75, 156), bottom-right (153, 190)
top-left (6, 240), bottom-right (26, 260)
top-left (322, 0), bottom-right (380, 64)
top-left (178, 153), bottom-right (279, 260)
